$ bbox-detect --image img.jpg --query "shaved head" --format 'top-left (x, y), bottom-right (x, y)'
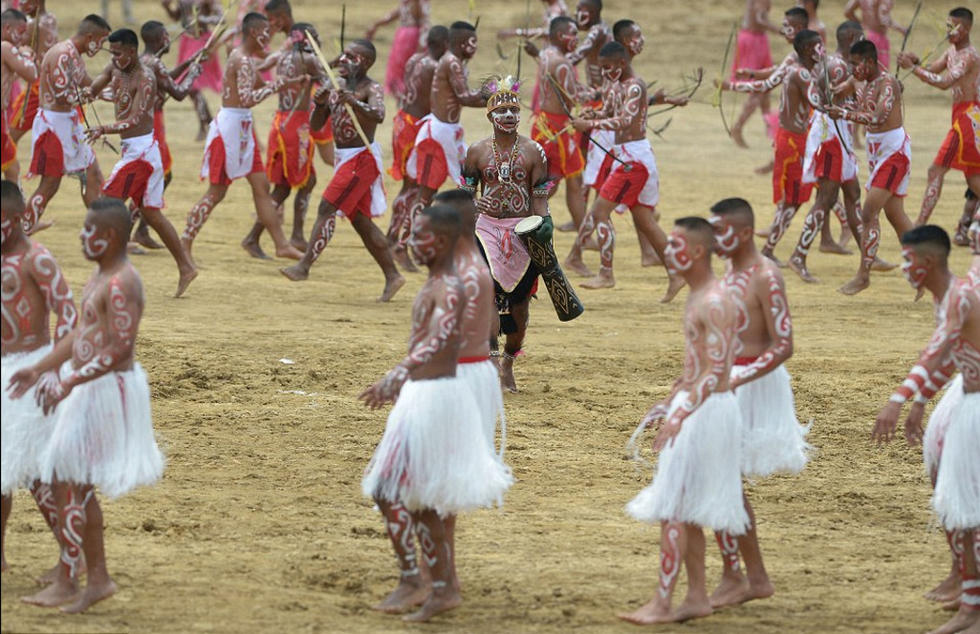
top-left (674, 216), bottom-right (715, 251)
top-left (709, 197), bottom-right (754, 229)
top-left (89, 197), bottom-right (133, 238)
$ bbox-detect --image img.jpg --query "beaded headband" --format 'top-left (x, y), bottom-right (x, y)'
top-left (485, 75), bottom-right (521, 113)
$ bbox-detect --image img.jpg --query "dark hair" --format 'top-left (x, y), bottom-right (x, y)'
top-left (901, 225), bottom-right (951, 256)
top-left (835, 20), bottom-right (862, 43)
top-left (949, 7), bottom-right (973, 24)
top-left (264, 0), bottom-right (292, 15)
top-left (710, 197), bottom-right (753, 218)
top-left (420, 204), bottom-right (462, 238)
top-left (80, 14), bottom-right (111, 34)
top-left (598, 41), bottom-right (626, 59)
top-left (350, 38), bottom-right (376, 64)
top-left (1, 9), bottom-right (27, 24)
top-left (550, 16), bottom-right (576, 38)
top-left (612, 19), bottom-right (635, 43)
top-left (785, 7), bottom-right (809, 23)
top-left (850, 39), bottom-right (877, 62)
top-left (108, 28), bottom-right (139, 49)
top-left (434, 189), bottom-right (474, 204)
top-left (450, 21), bottom-right (476, 32)
top-left (291, 22), bottom-right (319, 45)
top-left (0, 179), bottom-right (24, 213)
top-left (675, 216), bottom-right (713, 232)
top-left (580, 0), bottom-right (602, 10)
top-left (89, 197), bottom-right (133, 237)
top-left (140, 20), bottom-right (166, 43)
top-left (793, 29), bottom-right (821, 57)
top-left (427, 25), bottom-right (449, 45)
top-left (241, 11), bottom-right (269, 36)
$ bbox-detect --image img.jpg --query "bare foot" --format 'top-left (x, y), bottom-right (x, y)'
top-left (61, 579), bottom-right (117, 614)
top-left (280, 265), bottom-right (309, 281)
top-left (660, 275), bottom-right (685, 303)
top-left (22, 579), bottom-right (79, 607)
top-left (672, 595), bottom-right (715, 622)
top-left (730, 127), bottom-right (748, 149)
top-left (290, 237), bottom-right (309, 252)
top-left (927, 608), bottom-right (980, 634)
top-left (710, 575), bottom-right (751, 608)
top-left (175, 267), bottom-right (199, 298)
top-left (373, 578), bottom-right (430, 614)
top-left (818, 240), bottom-right (852, 255)
top-left (241, 238), bottom-right (271, 259)
top-left (275, 244), bottom-right (304, 260)
top-left (134, 231), bottom-right (164, 250)
top-left (582, 237), bottom-right (600, 251)
top-left (581, 272), bottom-right (615, 289)
top-left (564, 255), bottom-right (593, 278)
top-left (402, 589), bottom-right (462, 622)
top-left (127, 242), bottom-right (147, 255)
top-left (378, 275), bottom-right (406, 302)
top-left (557, 221), bottom-right (577, 232)
top-left (925, 573), bottom-right (962, 603)
top-left (36, 559), bottom-right (85, 586)
top-left (943, 598), bottom-right (961, 612)
top-left (871, 257), bottom-right (897, 272)
top-left (754, 227), bottom-right (771, 238)
top-left (180, 237), bottom-right (196, 268)
top-left (761, 250), bottom-right (785, 268)
top-left (499, 355), bottom-right (518, 394)
top-left (753, 161), bottom-right (773, 175)
top-left (838, 276), bottom-right (870, 296)
top-left (641, 251), bottom-right (662, 267)
top-left (392, 248), bottom-right (419, 273)
top-left (788, 255), bottom-right (819, 283)
top-left (618, 596), bottom-right (712, 625)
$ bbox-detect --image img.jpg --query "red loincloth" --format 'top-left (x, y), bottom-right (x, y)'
top-left (152, 109), bottom-right (172, 176)
top-left (10, 79), bottom-right (39, 132)
top-left (266, 109), bottom-right (315, 188)
top-left (389, 108), bottom-right (421, 181)
top-left (531, 111), bottom-right (585, 180)
top-left (773, 127), bottom-right (813, 205)
top-left (934, 101), bottom-right (980, 176)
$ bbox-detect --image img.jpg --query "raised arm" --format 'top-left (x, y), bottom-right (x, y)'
top-left (731, 267), bottom-right (793, 388)
top-left (566, 25), bottom-right (601, 65)
top-left (725, 62), bottom-right (788, 93)
top-left (366, 5), bottom-right (400, 39)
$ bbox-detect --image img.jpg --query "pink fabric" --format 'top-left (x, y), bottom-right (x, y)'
top-left (386, 26), bottom-right (421, 96)
top-left (732, 29), bottom-right (773, 79)
top-left (178, 32), bottom-right (223, 93)
top-left (865, 30), bottom-right (890, 67)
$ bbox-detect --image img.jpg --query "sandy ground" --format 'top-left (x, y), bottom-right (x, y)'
top-left (1, 0), bottom-right (972, 632)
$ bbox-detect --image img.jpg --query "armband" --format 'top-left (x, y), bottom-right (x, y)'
top-left (460, 175), bottom-right (478, 194)
top-left (532, 178), bottom-right (555, 198)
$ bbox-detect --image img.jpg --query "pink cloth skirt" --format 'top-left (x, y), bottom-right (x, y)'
top-left (732, 29), bottom-right (773, 79)
top-left (386, 26), bottom-right (421, 96)
top-left (178, 32), bottom-right (223, 93)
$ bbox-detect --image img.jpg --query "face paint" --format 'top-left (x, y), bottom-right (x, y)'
top-left (709, 216), bottom-right (739, 257)
top-left (490, 105), bottom-right (520, 133)
top-left (10, 23), bottom-right (27, 46)
top-left (813, 41), bottom-right (825, 63)
top-left (462, 35), bottom-right (477, 58)
top-left (780, 19), bottom-right (796, 41)
top-left (86, 35), bottom-right (105, 57)
top-left (80, 223), bottom-right (108, 260)
top-left (600, 63), bottom-right (622, 82)
top-left (900, 246), bottom-right (928, 290)
top-left (0, 217), bottom-right (13, 244)
top-left (110, 43), bottom-right (134, 71)
top-left (408, 221), bottom-right (439, 266)
top-left (627, 32), bottom-right (644, 56)
top-left (664, 231), bottom-right (693, 274)
top-left (256, 24), bottom-right (271, 50)
top-left (576, 9), bottom-right (589, 27)
top-left (559, 27), bottom-right (578, 53)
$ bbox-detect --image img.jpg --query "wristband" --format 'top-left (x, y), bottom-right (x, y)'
top-left (889, 393), bottom-right (907, 404)
top-left (914, 393), bottom-right (929, 405)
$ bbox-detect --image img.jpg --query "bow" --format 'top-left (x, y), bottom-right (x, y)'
top-left (649, 67), bottom-right (703, 118)
top-left (73, 83), bottom-right (119, 154)
top-left (895, 0), bottom-right (922, 78)
top-left (714, 19), bottom-right (738, 139)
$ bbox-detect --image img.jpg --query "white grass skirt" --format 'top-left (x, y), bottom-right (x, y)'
top-left (39, 362), bottom-right (164, 499)
top-left (456, 360), bottom-right (507, 458)
top-left (731, 364), bottom-right (810, 478)
top-left (2, 345), bottom-right (54, 495)
top-left (923, 374), bottom-right (963, 479)
top-left (932, 391), bottom-right (980, 531)
top-left (626, 391), bottom-right (750, 534)
top-left (361, 376), bottom-right (513, 516)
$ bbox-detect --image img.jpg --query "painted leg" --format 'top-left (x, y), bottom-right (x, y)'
top-left (246, 173), bottom-right (303, 259)
top-left (350, 214), bottom-right (406, 302)
top-left (564, 211), bottom-right (596, 277)
top-left (580, 217), bottom-right (615, 289)
top-left (389, 181), bottom-right (419, 272)
top-left (618, 521), bottom-right (688, 624)
top-left (21, 482), bottom-right (80, 607)
top-left (291, 178), bottom-right (315, 251)
top-left (23, 176), bottom-right (61, 233)
top-left (373, 499), bottom-right (428, 613)
top-left (29, 481), bottom-right (63, 583)
top-left (840, 189), bottom-right (890, 296)
top-left (674, 523), bottom-right (714, 621)
top-left (631, 204), bottom-right (684, 302)
top-left (404, 510), bottom-right (461, 622)
top-left (141, 207), bottom-right (199, 297)
top-left (927, 529), bottom-right (980, 634)
top-left (241, 184), bottom-right (289, 260)
top-left (710, 530), bottom-right (749, 607)
top-left (916, 164), bottom-right (948, 226)
top-left (927, 529), bottom-right (965, 603)
top-left (500, 299), bottom-right (529, 394)
top-left (788, 202), bottom-right (827, 283)
top-left (761, 203), bottom-right (799, 265)
top-left (192, 91), bottom-right (211, 141)
top-left (62, 487), bottom-right (116, 613)
top-left (280, 200), bottom-right (336, 281)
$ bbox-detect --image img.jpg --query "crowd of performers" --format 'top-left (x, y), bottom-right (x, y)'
top-left (0, 0), bottom-right (978, 630)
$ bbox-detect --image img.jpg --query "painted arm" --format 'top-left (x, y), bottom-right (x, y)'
top-left (554, 59), bottom-right (594, 103)
top-left (912, 50), bottom-right (970, 90)
top-left (837, 78), bottom-right (898, 126)
top-left (731, 267), bottom-right (793, 389)
top-left (345, 81), bottom-right (385, 123)
top-left (157, 57), bottom-right (201, 101)
top-left (447, 57), bottom-right (486, 107)
top-left (567, 25), bottom-right (600, 65)
top-left (94, 71), bottom-right (155, 136)
top-left (235, 58), bottom-right (283, 107)
top-left (29, 246), bottom-right (77, 342)
top-left (160, 0), bottom-right (181, 22)
top-left (587, 81), bottom-right (642, 131)
top-left (2, 42), bottom-right (37, 82)
top-left (725, 63), bottom-right (787, 93)
top-left (84, 63), bottom-right (114, 101)
top-left (529, 141), bottom-right (552, 218)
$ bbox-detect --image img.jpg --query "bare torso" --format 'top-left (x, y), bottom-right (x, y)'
top-left (398, 0), bottom-right (429, 28)
top-left (1, 41), bottom-right (36, 109)
top-left (275, 50), bottom-right (318, 112)
top-left (464, 135), bottom-right (548, 219)
top-left (405, 274), bottom-right (464, 380)
top-left (724, 255), bottom-right (791, 360)
top-left (97, 63), bottom-right (156, 139)
top-left (1, 240), bottom-right (76, 356)
top-left (567, 22), bottom-right (611, 89)
top-left (742, 0), bottom-right (773, 33)
top-left (455, 241), bottom-right (493, 359)
top-left (538, 45), bottom-right (590, 115)
top-left (430, 51), bottom-right (482, 124)
top-left (854, 71), bottom-right (902, 133)
top-left (592, 75), bottom-right (647, 144)
top-left (323, 76), bottom-right (384, 148)
top-left (678, 280), bottom-right (735, 394)
top-left (38, 39), bottom-right (90, 112)
top-left (72, 263), bottom-right (143, 374)
top-left (400, 51), bottom-right (439, 118)
top-left (845, 0), bottom-right (896, 37)
top-left (935, 44), bottom-right (980, 104)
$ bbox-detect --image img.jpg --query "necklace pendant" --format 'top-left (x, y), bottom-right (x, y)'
top-left (499, 161), bottom-right (510, 180)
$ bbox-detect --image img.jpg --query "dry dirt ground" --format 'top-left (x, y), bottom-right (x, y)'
top-left (1, 1), bottom-right (972, 632)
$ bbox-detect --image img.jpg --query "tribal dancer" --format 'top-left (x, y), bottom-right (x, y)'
top-left (531, 16), bottom-right (590, 234)
top-left (843, 0), bottom-right (906, 68)
top-left (567, 0), bottom-right (610, 91)
top-left (87, 28), bottom-right (198, 297)
top-left (786, 26), bottom-right (864, 282)
top-left (404, 21), bottom-right (486, 236)
top-left (180, 12), bottom-right (305, 264)
top-left (461, 76), bottom-right (551, 393)
top-left (798, 0), bottom-right (827, 43)
top-left (161, 0), bottom-right (222, 141)
top-left (387, 25), bottom-right (448, 272)
top-left (9, 198), bottom-right (164, 613)
top-left (241, 22), bottom-right (323, 255)
top-left (729, 0), bottom-right (781, 148)
top-left (708, 198), bottom-right (810, 608)
top-left (721, 9), bottom-right (812, 266)
top-left (23, 14), bottom-right (110, 233)
top-left (1, 180), bottom-right (77, 576)
top-left (898, 8), bottom-right (980, 238)
top-left (564, 42), bottom-right (683, 300)
top-left (132, 19), bottom-right (208, 249)
top-left (280, 39), bottom-right (405, 303)
top-left (1, 9), bottom-right (35, 182)
top-left (872, 224), bottom-right (980, 634)
top-left (8, 0), bottom-right (57, 147)
top-left (829, 38), bottom-right (914, 295)
top-left (365, 0), bottom-right (431, 98)
top-left (360, 204), bottom-right (512, 622)
top-left (621, 217), bottom-right (748, 626)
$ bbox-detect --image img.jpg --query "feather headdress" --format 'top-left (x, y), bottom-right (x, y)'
top-left (485, 75), bottom-right (521, 113)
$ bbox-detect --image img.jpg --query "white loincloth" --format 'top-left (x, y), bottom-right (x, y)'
top-left (103, 132), bottom-right (165, 209)
top-left (29, 109), bottom-right (95, 176)
top-left (614, 138), bottom-right (659, 207)
top-left (1, 345), bottom-right (54, 495)
top-left (333, 141), bottom-right (387, 217)
top-left (201, 107), bottom-right (255, 182)
top-left (802, 111), bottom-right (858, 185)
top-left (865, 126), bottom-right (911, 196)
top-left (923, 374), bottom-right (963, 479)
top-left (583, 128), bottom-right (614, 187)
top-left (626, 390), bottom-right (750, 534)
top-left (932, 390), bottom-right (980, 531)
top-left (405, 113), bottom-right (467, 186)
top-left (731, 363), bottom-right (810, 478)
top-left (39, 362), bottom-right (164, 499)
top-left (457, 359), bottom-right (507, 459)
top-left (361, 376), bottom-right (513, 516)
